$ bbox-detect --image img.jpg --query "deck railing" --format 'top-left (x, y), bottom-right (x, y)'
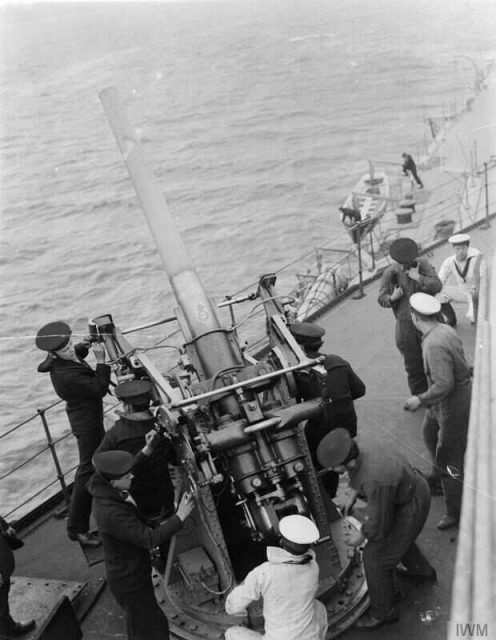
top-left (239, 166), bottom-right (495, 347)
top-left (1, 161), bottom-right (494, 522)
top-left (0, 399), bottom-right (120, 521)
top-left (448, 245), bottom-right (496, 637)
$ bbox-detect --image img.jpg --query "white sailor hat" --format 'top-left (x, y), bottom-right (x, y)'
top-left (278, 515), bottom-right (320, 545)
top-left (449, 233), bottom-right (470, 245)
top-left (409, 292), bottom-right (441, 315)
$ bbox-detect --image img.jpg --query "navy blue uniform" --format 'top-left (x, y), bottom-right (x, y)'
top-left (378, 259), bottom-right (442, 394)
top-left (88, 473), bottom-right (182, 640)
top-left (38, 344), bottom-right (111, 537)
top-left (402, 154), bottom-right (423, 187)
top-left (348, 446), bottom-right (434, 619)
top-left (95, 415), bottom-right (175, 519)
top-left (0, 517), bottom-right (16, 637)
top-left (295, 353), bottom-right (366, 498)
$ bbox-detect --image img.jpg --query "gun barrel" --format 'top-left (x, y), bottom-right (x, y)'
top-left (100, 87), bottom-right (221, 341)
top-left (100, 88), bottom-right (241, 379)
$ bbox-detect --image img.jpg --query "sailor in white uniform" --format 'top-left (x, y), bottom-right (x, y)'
top-left (437, 233), bottom-right (483, 324)
top-left (224, 515), bottom-right (328, 640)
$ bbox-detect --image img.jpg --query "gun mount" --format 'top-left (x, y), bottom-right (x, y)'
top-left (98, 87), bottom-right (368, 637)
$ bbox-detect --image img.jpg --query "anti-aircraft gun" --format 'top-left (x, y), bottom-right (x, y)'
top-left (96, 88), bottom-right (368, 637)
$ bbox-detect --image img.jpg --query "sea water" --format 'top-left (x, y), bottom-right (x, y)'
top-left (1, 0), bottom-right (495, 514)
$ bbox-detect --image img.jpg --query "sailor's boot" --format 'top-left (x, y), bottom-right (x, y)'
top-left (426, 474), bottom-right (443, 496)
top-left (438, 476), bottom-right (462, 529)
top-left (440, 302), bottom-right (457, 327)
top-left (422, 413), bottom-right (441, 494)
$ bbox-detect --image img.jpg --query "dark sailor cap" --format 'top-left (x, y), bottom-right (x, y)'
top-left (115, 379), bottom-right (153, 404)
top-left (316, 428), bottom-right (353, 468)
top-left (35, 321), bottom-right (72, 352)
top-left (93, 451), bottom-right (134, 479)
top-left (389, 237), bottom-right (418, 263)
top-left (289, 322), bottom-right (325, 345)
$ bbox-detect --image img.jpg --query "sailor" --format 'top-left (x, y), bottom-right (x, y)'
top-left (317, 429), bottom-right (436, 630)
top-left (437, 233), bottom-right (483, 325)
top-left (94, 380), bottom-right (175, 521)
top-left (377, 238), bottom-right (442, 395)
top-left (339, 206), bottom-right (364, 244)
top-left (0, 517), bottom-right (36, 638)
top-left (404, 293), bottom-right (471, 530)
top-left (95, 379), bottom-right (176, 572)
top-left (339, 206), bottom-right (362, 226)
top-left (289, 321), bottom-right (366, 499)
top-left (88, 451), bottom-right (196, 640)
top-left (36, 320), bottom-right (111, 547)
top-left (225, 514), bottom-right (328, 640)
top-left (401, 152), bottom-right (423, 188)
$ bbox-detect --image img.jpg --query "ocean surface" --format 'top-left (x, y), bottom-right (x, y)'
top-left (1, 0), bottom-right (495, 515)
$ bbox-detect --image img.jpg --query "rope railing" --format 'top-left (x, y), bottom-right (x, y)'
top-left (0, 399), bottom-right (63, 441)
top-left (52, 431), bottom-right (74, 446)
top-left (0, 396), bottom-right (122, 518)
top-left (0, 445), bottom-right (52, 483)
top-left (227, 167), bottom-right (495, 303)
top-left (1, 397), bottom-right (120, 444)
top-left (215, 162), bottom-right (496, 317)
top-left (4, 471), bottom-right (76, 522)
top-left (289, 184), bottom-right (494, 320)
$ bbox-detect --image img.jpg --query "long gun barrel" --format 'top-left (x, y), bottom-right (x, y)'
top-left (99, 87), bottom-right (239, 380)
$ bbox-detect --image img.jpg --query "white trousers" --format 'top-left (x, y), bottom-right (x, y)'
top-left (438, 285), bottom-right (476, 322)
top-left (225, 601), bottom-right (327, 640)
top-left (225, 627), bottom-right (262, 640)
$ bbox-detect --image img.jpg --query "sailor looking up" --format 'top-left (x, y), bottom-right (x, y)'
top-left (377, 238), bottom-right (442, 395)
top-left (437, 233), bottom-right (483, 325)
top-left (404, 293), bottom-right (471, 530)
top-left (225, 514), bottom-right (328, 640)
top-left (317, 428), bottom-right (436, 630)
top-left (289, 321), bottom-right (366, 500)
top-left (36, 320), bottom-right (111, 548)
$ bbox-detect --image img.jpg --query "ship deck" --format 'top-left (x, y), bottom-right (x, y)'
top-left (10, 219), bottom-right (495, 640)
top-left (9, 60), bottom-right (496, 640)
top-left (314, 219), bottom-right (495, 639)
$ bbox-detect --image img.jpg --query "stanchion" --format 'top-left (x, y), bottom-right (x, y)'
top-left (37, 409), bottom-right (71, 509)
top-left (369, 232), bottom-right (376, 271)
top-left (352, 222), bottom-right (366, 300)
top-left (481, 161), bottom-right (491, 229)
